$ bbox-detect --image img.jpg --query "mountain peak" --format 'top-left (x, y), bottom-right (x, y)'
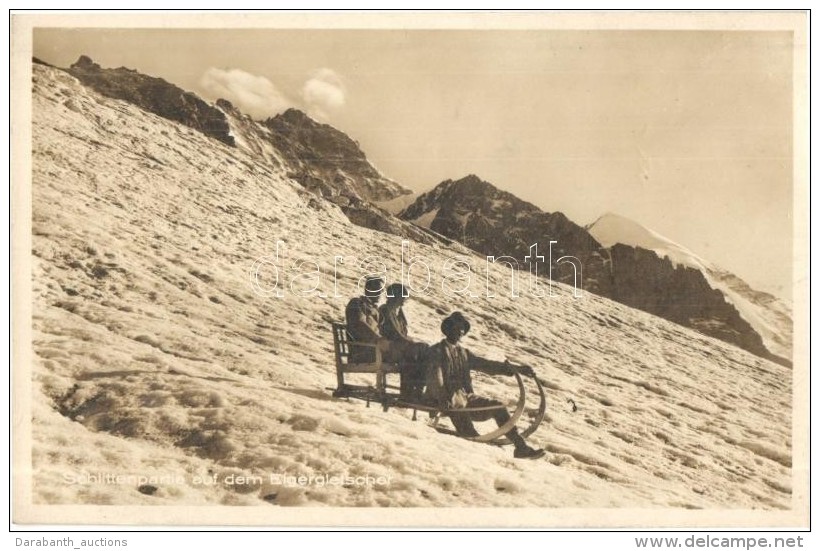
top-left (406, 175), bottom-right (542, 220)
top-left (280, 107), bottom-right (312, 120)
top-left (587, 212), bottom-right (656, 248)
top-left (261, 106), bottom-right (410, 203)
top-left (398, 175), bottom-right (606, 291)
top-left (454, 173), bottom-right (486, 185)
top-left (70, 55), bottom-right (100, 71)
top-left (444, 174), bottom-right (495, 194)
top-left (587, 212), bottom-right (709, 270)
top-left (266, 108), bottom-right (321, 128)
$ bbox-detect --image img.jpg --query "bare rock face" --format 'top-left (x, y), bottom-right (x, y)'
top-left (262, 108), bottom-right (412, 203)
top-left (607, 244), bottom-right (780, 363)
top-left (400, 175), bottom-right (788, 365)
top-left (66, 56), bottom-right (235, 147)
top-left (399, 175), bottom-right (614, 296)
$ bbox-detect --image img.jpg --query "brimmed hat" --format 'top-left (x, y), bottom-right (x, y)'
top-left (364, 276), bottom-right (384, 292)
top-left (386, 283), bottom-right (407, 299)
top-left (441, 311), bottom-right (471, 336)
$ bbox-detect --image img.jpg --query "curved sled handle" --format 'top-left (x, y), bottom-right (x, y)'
top-left (463, 371), bottom-right (527, 443)
top-left (493, 371), bottom-right (547, 446)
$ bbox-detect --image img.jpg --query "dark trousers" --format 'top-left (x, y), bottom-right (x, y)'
top-left (384, 341), bottom-right (428, 401)
top-left (450, 395), bottom-right (526, 448)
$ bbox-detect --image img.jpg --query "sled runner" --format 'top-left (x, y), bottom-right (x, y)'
top-left (330, 322), bottom-right (547, 444)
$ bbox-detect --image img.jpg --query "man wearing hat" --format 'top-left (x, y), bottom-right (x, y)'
top-left (424, 312), bottom-right (545, 459)
top-left (345, 276), bottom-right (389, 363)
top-left (379, 283), bottom-right (428, 401)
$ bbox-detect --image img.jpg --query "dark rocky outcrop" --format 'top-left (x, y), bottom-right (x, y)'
top-left (399, 175), bottom-right (613, 295)
top-left (607, 244), bottom-right (785, 364)
top-left (66, 56), bottom-right (235, 146)
top-left (262, 108), bottom-right (411, 203)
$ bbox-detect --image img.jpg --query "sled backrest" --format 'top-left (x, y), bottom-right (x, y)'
top-left (331, 322), bottom-right (352, 367)
top-left (331, 322), bottom-right (396, 399)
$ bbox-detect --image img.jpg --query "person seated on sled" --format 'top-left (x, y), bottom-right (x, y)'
top-left (345, 276), bottom-right (390, 363)
top-left (379, 283), bottom-right (429, 401)
top-left (423, 312), bottom-right (545, 460)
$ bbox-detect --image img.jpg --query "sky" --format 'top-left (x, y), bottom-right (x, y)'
top-left (32, 28), bottom-right (795, 301)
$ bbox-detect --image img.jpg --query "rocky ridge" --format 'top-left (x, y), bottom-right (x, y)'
top-left (399, 176), bottom-right (789, 365)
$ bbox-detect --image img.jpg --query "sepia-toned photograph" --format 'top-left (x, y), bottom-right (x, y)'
top-left (11, 11), bottom-right (809, 528)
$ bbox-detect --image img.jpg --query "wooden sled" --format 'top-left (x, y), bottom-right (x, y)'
top-left (330, 321), bottom-right (547, 443)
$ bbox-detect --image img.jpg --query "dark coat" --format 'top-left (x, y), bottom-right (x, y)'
top-left (345, 296), bottom-right (381, 362)
top-left (423, 339), bottom-right (513, 407)
top-left (378, 302), bottom-right (409, 343)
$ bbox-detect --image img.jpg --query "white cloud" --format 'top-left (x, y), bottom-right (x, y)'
top-left (301, 68), bottom-right (346, 119)
top-left (200, 67), bottom-right (292, 119)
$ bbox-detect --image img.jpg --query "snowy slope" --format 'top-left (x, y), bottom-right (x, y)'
top-left (27, 64), bottom-right (793, 513)
top-left (588, 213), bottom-right (793, 360)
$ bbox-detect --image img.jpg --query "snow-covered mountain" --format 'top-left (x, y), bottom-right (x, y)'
top-left (398, 177), bottom-right (787, 366)
top-left (588, 212), bottom-right (725, 275)
top-left (24, 61), bottom-right (795, 516)
top-left (587, 213), bottom-right (793, 361)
